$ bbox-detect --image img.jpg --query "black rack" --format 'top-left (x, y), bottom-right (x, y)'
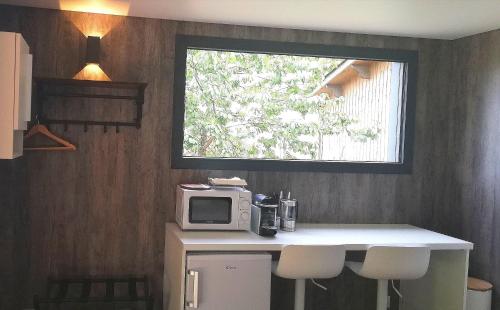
top-left (35, 78), bottom-right (147, 132)
top-left (33, 276), bottom-right (153, 309)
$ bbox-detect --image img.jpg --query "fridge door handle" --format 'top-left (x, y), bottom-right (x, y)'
top-left (186, 270), bottom-right (199, 308)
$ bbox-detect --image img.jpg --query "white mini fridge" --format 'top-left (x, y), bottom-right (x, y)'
top-left (185, 253), bottom-right (271, 310)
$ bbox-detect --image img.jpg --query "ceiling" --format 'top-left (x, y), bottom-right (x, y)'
top-left (1, 0), bottom-right (500, 40)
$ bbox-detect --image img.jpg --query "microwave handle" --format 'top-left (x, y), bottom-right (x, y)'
top-left (186, 270), bottom-right (199, 308)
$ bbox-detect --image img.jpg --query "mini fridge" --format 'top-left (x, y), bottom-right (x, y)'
top-left (185, 253), bottom-right (271, 310)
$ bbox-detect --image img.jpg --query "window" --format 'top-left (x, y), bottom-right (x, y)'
top-left (172, 35), bottom-right (417, 173)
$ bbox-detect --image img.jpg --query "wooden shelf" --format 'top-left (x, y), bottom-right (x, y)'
top-left (35, 77), bottom-right (146, 89)
top-left (34, 78), bottom-right (147, 131)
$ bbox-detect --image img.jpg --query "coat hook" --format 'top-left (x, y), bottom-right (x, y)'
top-left (115, 125), bottom-right (120, 133)
top-left (84, 123), bottom-right (88, 132)
top-left (64, 123), bottom-right (68, 131)
top-left (103, 125), bottom-right (107, 133)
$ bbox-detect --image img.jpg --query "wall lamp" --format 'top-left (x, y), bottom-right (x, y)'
top-left (74, 35), bottom-right (110, 81)
top-left (86, 36), bottom-right (101, 64)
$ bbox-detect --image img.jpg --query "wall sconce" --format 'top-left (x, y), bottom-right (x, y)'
top-left (86, 36), bottom-right (101, 64)
top-left (74, 35), bottom-right (110, 81)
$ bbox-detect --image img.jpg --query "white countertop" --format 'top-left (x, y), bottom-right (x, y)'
top-left (166, 223), bottom-right (473, 251)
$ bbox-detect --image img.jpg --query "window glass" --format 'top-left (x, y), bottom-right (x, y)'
top-left (184, 50), bottom-right (404, 162)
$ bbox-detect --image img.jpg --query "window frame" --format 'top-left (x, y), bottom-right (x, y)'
top-left (172, 35), bottom-right (418, 174)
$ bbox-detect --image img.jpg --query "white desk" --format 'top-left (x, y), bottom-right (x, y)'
top-left (164, 223), bottom-right (473, 310)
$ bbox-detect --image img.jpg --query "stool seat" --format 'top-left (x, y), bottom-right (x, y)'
top-left (273, 245), bottom-right (346, 279)
top-left (346, 245), bottom-right (431, 280)
top-left (346, 245), bottom-right (431, 310)
top-left (273, 245), bottom-right (346, 310)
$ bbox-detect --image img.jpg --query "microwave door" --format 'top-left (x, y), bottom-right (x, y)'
top-left (189, 197), bottom-right (232, 225)
top-left (185, 254), bottom-right (271, 310)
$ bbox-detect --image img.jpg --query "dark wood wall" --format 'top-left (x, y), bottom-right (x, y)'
top-left (0, 158), bottom-right (28, 310)
top-left (442, 29), bottom-right (500, 309)
top-left (0, 4), bottom-right (498, 310)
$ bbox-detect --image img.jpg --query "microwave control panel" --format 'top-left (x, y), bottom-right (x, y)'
top-left (238, 193), bottom-right (251, 230)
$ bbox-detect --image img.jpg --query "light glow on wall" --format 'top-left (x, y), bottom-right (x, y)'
top-left (73, 63), bottom-right (111, 81)
top-left (59, 0), bottom-right (130, 16)
top-left (58, 1), bottom-right (129, 81)
top-left (61, 0), bottom-right (129, 37)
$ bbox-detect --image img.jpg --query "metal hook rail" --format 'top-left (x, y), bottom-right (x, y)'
top-left (34, 78), bottom-right (147, 133)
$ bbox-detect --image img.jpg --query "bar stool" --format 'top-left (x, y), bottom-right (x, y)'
top-left (346, 245), bottom-right (431, 310)
top-left (273, 245), bottom-right (346, 310)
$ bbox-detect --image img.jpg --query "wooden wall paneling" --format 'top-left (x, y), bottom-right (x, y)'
top-left (448, 29), bottom-right (500, 310)
top-left (0, 158), bottom-right (28, 310)
top-left (0, 160), bottom-right (15, 308)
top-left (175, 21), bottom-right (452, 310)
top-left (17, 10), bottom-right (169, 309)
top-left (3, 4), bottom-right (499, 310)
top-left (0, 5), bottom-right (21, 32)
top-left (414, 39), bottom-right (455, 231)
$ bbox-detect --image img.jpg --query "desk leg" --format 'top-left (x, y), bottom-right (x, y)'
top-left (400, 250), bottom-right (469, 310)
top-left (164, 232), bottom-right (186, 310)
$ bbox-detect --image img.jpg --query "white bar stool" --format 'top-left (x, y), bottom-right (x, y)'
top-left (346, 245), bottom-right (431, 310)
top-left (273, 245), bottom-right (346, 310)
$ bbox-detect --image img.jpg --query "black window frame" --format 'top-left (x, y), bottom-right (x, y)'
top-left (172, 35), bottom-right (418, 174)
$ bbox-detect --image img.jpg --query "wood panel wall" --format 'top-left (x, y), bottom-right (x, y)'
top-left (0, 158), bottom-right (28, 310)
top-left (0, 4), bottom-right (498, 310)
top-left (442, 29), bottom-right (500, 309)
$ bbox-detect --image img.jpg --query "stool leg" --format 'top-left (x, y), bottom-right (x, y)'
top-left (377, 279), bottom-right (389, 310)
top-left (295, 279), bottom-right (306, 310)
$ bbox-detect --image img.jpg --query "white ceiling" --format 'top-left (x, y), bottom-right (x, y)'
top-left (1, 0), bottom-right (500, 40)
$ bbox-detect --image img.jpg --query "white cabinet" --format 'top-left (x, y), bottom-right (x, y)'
top-left (0, 32), bottom-right (32, 159)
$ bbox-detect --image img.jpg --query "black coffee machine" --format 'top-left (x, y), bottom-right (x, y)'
top-left (250, 194), bottom-right (278, 237)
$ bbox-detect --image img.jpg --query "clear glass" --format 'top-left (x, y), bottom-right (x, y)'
top-left (183, 49), bottom-right (404, 163)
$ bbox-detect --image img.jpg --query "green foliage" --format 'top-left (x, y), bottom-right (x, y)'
top-left (184, 49), bottom-right (379, 160)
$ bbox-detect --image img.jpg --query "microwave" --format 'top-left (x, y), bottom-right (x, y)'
top-left (175, 185), bottom-right (251, 230)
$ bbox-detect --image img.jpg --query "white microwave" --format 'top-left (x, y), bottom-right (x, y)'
top-left (175, 185), bottom-right (251, 230)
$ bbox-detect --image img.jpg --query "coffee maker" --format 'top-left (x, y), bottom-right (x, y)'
top-left (250, 194), bottom-right (278, 237)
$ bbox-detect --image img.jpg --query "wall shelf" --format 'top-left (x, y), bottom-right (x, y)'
top-left (34, 78), bottom-right (147, 132)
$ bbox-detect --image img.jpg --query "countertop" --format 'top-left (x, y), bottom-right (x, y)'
top-left (166, 223), bottom-right (473, 251)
